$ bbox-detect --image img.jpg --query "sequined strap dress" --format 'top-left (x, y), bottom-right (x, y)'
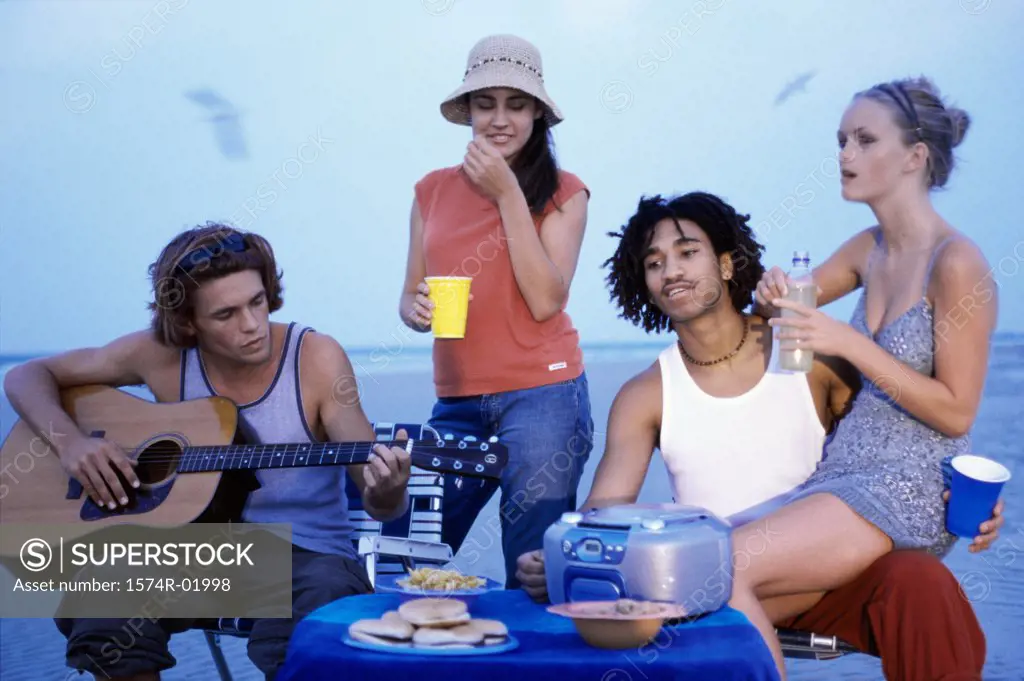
top-left (787, 233), bottom-right (968, 557)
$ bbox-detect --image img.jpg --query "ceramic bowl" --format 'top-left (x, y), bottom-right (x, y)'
top-left (547, 599), bottom-right (688, 649)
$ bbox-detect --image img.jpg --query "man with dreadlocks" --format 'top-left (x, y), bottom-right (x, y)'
top-left (515, 192), bottom-right (995, 681)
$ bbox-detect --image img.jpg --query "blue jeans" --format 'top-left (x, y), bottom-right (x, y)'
top-left (427, 373), bottom-right (594, 589)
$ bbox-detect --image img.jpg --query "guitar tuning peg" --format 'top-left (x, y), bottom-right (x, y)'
top-left (444, 434), bottom-right (454, 441)
top-left (488, 436), bottom-right (498, 443)
top-left (462, 435), bottom-right (478, 442)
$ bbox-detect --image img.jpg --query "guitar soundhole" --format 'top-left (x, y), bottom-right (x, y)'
top-left (136, 439), bottom-right (183, 485)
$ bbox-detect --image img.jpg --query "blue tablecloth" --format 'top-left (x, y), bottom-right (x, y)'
top-left (277, 590), bottom-right (779, 681)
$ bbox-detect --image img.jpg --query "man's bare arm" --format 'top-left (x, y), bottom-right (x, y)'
top-left (4, 331), bottom-right (148, 449)
top-left (809, 354), bottom-right (860, 434)
top-left (307, 333), bottom-right (410, 522)
top-left (579, 364), bottom-right (663, 510)
top-left (2, 330), bottom-right (168, 506)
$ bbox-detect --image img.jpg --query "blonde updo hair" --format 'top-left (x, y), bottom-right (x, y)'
top-left (857, 76), bottom-right (971, 189)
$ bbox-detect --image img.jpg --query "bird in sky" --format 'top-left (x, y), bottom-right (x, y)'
top-left (774, 71), bottom-right (817, 106)
top-left (184, 88), bottom-right (248, 160)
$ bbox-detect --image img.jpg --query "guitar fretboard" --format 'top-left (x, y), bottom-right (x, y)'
top-left (178, 441), bottom-right (394, 473)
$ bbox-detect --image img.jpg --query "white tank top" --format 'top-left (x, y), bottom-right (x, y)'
top-left (658, 333), bottom-right (825, 524)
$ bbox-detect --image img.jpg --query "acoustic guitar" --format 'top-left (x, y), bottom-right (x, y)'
top-left (0, 385), bottom-right (507, 557)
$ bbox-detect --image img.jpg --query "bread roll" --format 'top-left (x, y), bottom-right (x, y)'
top-left (380, 610), bottom-right (415, 638)
top-left (466, 619), bottom-right (508, 637)
top-left (398, 598), bottom-right (470, 628)
top-left (348, 602), bottom-right (511, 651)
top-left (349, 616), bottom-right (414, 642)
top-left (413, 623), bottom-right (484, 646)
top-left (349, 629), bottom-right (412, 647)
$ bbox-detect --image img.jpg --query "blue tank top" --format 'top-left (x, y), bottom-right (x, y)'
top-left (180, 322), bottom-right (358, 558)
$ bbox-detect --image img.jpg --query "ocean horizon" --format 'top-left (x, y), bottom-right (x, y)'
top-left (3, 331), bottom-right (1024, 379)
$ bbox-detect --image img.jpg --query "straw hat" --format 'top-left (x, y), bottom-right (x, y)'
top-left (440, 34), bottom-right (563, 127)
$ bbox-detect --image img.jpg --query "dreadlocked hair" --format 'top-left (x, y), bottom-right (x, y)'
top-left (603, 192), bottom-right (766, 333)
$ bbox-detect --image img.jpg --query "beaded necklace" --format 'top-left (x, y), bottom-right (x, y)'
top-left (676, 316), bottom-right (750, 366)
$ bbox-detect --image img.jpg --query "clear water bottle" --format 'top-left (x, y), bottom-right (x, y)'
top-left (778, 250), bottom-right (818, 372)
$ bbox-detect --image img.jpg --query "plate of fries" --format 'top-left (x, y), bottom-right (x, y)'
top-left (376, 567), bottom-right (501, 605)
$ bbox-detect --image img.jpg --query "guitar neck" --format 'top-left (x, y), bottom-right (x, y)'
top-left (178, 440), bottom-right (398, 473)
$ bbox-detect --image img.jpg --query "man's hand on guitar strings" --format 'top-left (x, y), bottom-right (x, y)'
top-left (362, 428), bottom-right (412, 512)
top-left (62, 435), bottom-right (140, 510)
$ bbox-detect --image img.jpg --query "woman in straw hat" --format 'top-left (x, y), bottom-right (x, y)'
top-left (399, 34), bottom-right (594, 588)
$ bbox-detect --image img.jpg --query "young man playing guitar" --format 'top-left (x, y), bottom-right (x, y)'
top-left (3, 223), bottom-right (412, 680)
top-left (515, 193), bottom-right (1003, 681)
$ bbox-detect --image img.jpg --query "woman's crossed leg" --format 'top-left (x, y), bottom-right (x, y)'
top-left (728, 492), bottom-right (893, 679)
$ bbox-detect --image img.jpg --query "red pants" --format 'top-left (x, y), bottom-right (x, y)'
top-left (776, 550), bottom-right (986, 681)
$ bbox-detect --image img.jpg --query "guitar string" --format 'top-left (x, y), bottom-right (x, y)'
top-left (111, 443), bottom-right (476, 455)
top-left (94, 442), bottom-right (494, 467)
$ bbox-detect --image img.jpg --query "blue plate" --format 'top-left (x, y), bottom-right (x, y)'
top-left (342, 632), bottom-right (519, 656)
top-left (374, 574), bottom-right (503, 606)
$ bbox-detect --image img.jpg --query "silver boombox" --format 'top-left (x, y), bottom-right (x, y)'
top-left (543, 503), bottom-right (733, 617)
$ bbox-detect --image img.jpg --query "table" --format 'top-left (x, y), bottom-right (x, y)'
top-left (277, 590), bottom-right (780, 681)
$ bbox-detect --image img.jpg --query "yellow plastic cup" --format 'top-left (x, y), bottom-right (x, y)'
top-left (425, 276), bottom-right (472, 339)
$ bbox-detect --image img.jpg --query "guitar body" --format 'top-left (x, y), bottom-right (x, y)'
top-left (0, 385), bottom-right (238, 555)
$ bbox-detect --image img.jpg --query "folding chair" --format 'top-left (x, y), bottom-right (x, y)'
top-left (199, 422), bottom-right (454, 681)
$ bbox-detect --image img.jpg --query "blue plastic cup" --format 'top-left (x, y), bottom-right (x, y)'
top-left (946, 454), bottom-right (1011, 537)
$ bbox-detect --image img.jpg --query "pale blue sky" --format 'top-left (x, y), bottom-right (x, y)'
top-left (2, 0), bottom-right (1022, 357)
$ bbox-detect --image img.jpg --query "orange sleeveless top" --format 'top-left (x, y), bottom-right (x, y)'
top-left (415, 166), bottom-right (588, 397)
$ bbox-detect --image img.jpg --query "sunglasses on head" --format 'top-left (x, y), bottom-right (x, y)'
top-left (176, 232), bottom-right (249, 275)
